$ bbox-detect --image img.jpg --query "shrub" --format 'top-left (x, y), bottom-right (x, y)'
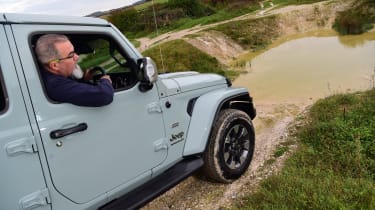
top-left (333, 0), bottom-right (375, 35)
top-left (167, 0), bottom-right (214, 17)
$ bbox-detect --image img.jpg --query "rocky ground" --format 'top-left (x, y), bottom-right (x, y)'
top-left (139, 1), bottom-right (354, 209)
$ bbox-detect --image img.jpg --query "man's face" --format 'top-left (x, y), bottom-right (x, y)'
top-left (53, 41), bottom-right (79, 77)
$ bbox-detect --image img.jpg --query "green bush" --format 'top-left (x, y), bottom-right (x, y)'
top-left (333, 0), bottom-right (375, 35)
top-left (108, 1), bottom-right (214, 38)
top-left (167, 0), bottom-right (214, 17)
top-left (108, 4), bottom-right (164, 38)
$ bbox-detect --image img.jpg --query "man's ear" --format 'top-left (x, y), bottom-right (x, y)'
top-left (48, 61), bottom-right (59, 74)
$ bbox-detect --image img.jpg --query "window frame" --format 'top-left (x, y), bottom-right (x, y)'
top-left (30, 31), bottom-right (140, 104)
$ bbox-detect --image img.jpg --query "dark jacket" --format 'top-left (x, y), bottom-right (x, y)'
top-left (42, 70), bottom-right (114, 107)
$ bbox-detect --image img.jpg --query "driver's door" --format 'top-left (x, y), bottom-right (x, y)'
top-left (11, 25), bottom-right (167, 204)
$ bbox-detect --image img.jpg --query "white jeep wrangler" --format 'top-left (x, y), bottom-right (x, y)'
top-left (0, 13), bottom-right (256, 210)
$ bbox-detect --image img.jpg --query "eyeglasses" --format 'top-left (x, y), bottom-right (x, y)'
top-left (48, 51), bottom-right (76, 64)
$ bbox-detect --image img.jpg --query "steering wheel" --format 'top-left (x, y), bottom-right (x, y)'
top-left (87, 66), bottom-right (107, 84)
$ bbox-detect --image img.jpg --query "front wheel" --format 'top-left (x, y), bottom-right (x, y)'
top-left (202, 109), bottom-right (255, 183)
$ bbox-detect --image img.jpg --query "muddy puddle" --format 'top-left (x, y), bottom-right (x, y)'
top-left (233, 30), bottom-right (375, 105)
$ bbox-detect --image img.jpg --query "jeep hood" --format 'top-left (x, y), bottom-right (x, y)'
top-left (157, 71), bottom-right (228, 95)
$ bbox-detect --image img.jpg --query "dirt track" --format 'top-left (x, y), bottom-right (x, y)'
top-left (140, 1), bottom-right (353, 209)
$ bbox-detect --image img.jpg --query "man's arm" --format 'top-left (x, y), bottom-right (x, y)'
top-left (44, 73), bottom-right (114, 107)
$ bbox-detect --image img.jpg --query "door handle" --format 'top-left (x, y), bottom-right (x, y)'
top-left (50, 123), bottom-right (88, 139)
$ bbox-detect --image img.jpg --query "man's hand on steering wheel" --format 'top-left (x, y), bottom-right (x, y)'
top-left (84, 66), bottom-right (111, 84)
top-left (100, 75), bottom-right (112, 84)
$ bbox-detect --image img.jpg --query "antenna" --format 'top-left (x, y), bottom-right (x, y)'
top-left (151, 0), bottom-right (166, 73)
top-left (373, 66), bottom-right (375, 89)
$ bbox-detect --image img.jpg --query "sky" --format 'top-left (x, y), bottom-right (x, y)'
top-left (0, 0), bottom-right (140, 16)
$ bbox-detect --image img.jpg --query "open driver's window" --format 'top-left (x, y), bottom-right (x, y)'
top-left (32, 33), bottom-right (139, 92)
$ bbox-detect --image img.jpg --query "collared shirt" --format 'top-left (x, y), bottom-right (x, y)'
top-left (41, 70), bottom-right (114, 107)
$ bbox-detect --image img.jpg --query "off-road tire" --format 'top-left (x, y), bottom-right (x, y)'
top-left (202, 109), bottom-right (255, 183)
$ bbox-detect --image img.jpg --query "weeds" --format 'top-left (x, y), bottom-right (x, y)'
top-left (273, 146), bottom-right (289, 158)
top-left (211, 15), bottom-right (280, 51)
top-left (236, 89), bottom-right (375, 209)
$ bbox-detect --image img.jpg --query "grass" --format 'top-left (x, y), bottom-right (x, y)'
top-left (210, 15), bottom-right (280, 51)
top-left (273, 145), bottom-right (289, 158)
top-left (130, 39), bottom-right (140, 48)
top-left (133, 0), bottom-right (168, 11)
top-left (235, 89), bottom-right (375, 209)
top-left (142, 39), bottom-right (238, 79)
top-left (139, 3), bottom-right (261, 39)
top-left (273, 0), bottom-right (326, 6)
top-left (166, 4), bottom-right (260, 31)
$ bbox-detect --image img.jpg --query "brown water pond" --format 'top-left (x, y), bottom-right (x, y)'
top-left (233, 30), bottom-right (375, 105)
